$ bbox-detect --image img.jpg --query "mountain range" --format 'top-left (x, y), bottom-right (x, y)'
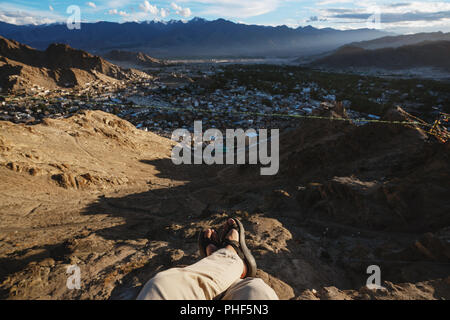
top-left (0, 18), bottom-right (389, 58)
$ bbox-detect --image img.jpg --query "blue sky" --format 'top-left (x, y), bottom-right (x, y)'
top-left (1, 0), bottom-right (449, 33)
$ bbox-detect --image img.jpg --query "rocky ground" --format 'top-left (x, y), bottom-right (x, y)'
top-left (0, 36), bottom-right (150, 93)
top-left (0, 106), bottom-right (449, 300)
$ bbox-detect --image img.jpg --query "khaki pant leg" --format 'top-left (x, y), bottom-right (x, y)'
top-left (222, 278), bottom-right (279, 300)
top-left (137, 248), bottom-right (244, 300)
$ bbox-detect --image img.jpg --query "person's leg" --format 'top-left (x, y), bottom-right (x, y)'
top-left (137, 248), bottom-right (244, 300)
top-left (137, 225), bottom-right (246, 300)
top-left (222, 278), bottom-right (279, 300)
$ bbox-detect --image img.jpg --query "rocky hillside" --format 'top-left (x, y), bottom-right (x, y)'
top-left (103, 50), bottom-right (167, 68)
top-left (0, 107), bottom-right (449, 300)
top-left (0, 37), bottom-right (148, 92)
top-left (310, 40), bottom-right (450, 71)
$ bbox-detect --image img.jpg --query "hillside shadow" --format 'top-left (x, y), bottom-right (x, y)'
top-left (78, 158), bottom-right (299, 298)
top-left (1, 156), bottom-right (448, 299)
top-left (76, 158), bottom-right (354, 299)
top-left (81, 158), bottom-right (224, 241)
top-left (78, 158), bottom-right (232, 299)
top-left (78, 157), bottom-right (450, 299)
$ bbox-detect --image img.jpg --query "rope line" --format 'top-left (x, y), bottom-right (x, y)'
top-left (122, 103), bottom-right (434, 128)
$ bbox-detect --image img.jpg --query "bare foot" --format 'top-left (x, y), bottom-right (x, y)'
top-left (223, 220), bottom-right (247, 278)
top-left (204, 229), bottom-right (218, 256)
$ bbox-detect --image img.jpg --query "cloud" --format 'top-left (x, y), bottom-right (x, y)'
top-left (318, 1), bottom-right (450, 30)
top-left (139, 1), bottom-right (159, 15)
top-left (317, 0), bottom-right (353, 5)
top-left (386, 3), bottom-right (411, 8)
top-left (160, 8), bottom-right (168, 18)
top-left (108, 8), bottom-right (130, 17)
top-left (87, 2), bottom-right (97, 9)
top-left (49, 5), bottom-right (54, 12)
top-left (171, 3), bottom-right (182, 11)
top-left (113, 1), bottom-right (171, 21)
top-left (0, 3), bottom-right (65, 25)
top-left (306, 15), bottom-right (328, 23)
top-left (183, 0), bottom-right (280, 18)
top-left (332, 11), bottom-right (450, 23)
top-left (170, 2), bottom-right (192, 17)
top-left (179, 7), bottom-right (192, 17)
top-left (0, 11), bottom-right (60, 25)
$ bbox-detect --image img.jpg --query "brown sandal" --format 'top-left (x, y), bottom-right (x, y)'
top-left (197, 229), bottom-right (221, 258)
top-left (222, 218), bottom-right (257, 278)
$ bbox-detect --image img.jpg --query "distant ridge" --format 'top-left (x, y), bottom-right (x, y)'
top-left (310, 40), bottom-right (450, 71)
top-left (0, 18), bottom-right (389, 58)
top-left (344, 31), bottom-right (450, 50)
top-left (103, 50), bottom-right (167, 68)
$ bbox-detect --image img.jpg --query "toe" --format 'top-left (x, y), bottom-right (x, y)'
top-left (210, 229), bottom-right (219, 243)
top-left (204, 228), bottom-right (212, 239)
top-left (226, 228), bottom-right (239, 242)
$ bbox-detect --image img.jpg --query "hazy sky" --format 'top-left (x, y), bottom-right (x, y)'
top-left (0, 0), bottom-right (449, 33)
